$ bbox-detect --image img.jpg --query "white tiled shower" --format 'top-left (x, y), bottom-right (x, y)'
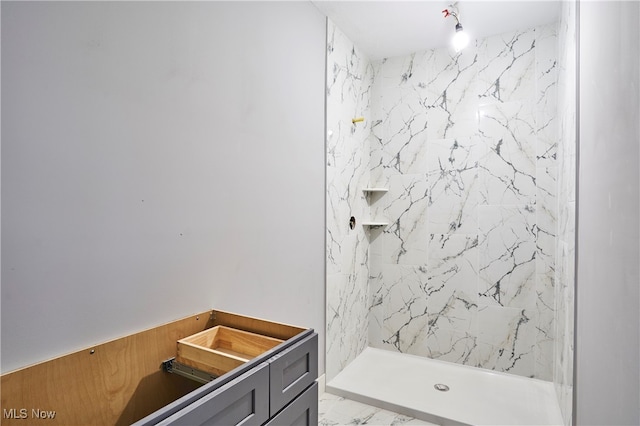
top-left (325, 2), bottom-right (576, 425)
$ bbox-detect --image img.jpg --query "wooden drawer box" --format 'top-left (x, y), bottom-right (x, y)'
top-left (177, 326), bottom-right (284, 376)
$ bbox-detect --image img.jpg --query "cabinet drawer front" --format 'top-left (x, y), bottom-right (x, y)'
top-left (158, 363), bottom-right (269, 426)
top-left (264, 382), bottom-right (318, 426)
top-left (269, 333), bottom-right (318, 416)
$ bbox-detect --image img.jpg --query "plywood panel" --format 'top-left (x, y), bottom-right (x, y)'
top-left (1, 311), bottom-right (214, 425)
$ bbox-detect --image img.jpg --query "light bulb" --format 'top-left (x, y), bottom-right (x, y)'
top-left (452, 23), bottom-right (469, 52)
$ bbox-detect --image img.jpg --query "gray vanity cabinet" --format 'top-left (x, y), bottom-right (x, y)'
top-left (156, 363), bottom-right (271, 426)
top-left (268, 331), bottom-right (318, 417)
top-left (0, 309), bottom-right (317, 426)
top-left (133, 327), bottom-right (318, 426)
top-left (264, 383), bottom-right (318, 426)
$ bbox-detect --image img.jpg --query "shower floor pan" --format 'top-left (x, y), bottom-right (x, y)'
top-left (326, 347), bottom-right (564, 426)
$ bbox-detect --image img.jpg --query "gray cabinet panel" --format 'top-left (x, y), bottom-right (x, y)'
top-left (134, 330), bottom-right (315, 426)
top-left (158, 363), bottom-right (270, 426)
top-left (263, 382), bottom-right (318, 426)
top-left (268, 333), bottom-right (318, 416)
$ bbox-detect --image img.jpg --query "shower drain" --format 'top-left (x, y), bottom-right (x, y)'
top-left (434, 383), bottom-right (450, 392)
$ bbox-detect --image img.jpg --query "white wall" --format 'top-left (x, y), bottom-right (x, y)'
top-left (576, 1), bottom-right (640, 424)
top-left (1, 2), bottom-right (326, 374)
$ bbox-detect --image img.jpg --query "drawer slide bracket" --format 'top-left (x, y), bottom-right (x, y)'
top-left (162, 358), bottom-right (218, 384)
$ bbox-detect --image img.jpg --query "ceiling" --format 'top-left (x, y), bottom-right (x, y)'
top-left (311, 1), bottom-right (562, 60)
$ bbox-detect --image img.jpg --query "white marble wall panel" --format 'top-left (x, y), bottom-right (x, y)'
top-left (365, 24), bottom-right (559, 382)
top-left (376, 88), bottom-right (428, 186)
top-left (535, 165), bottom-right (557, 381)
top-left (382, 175), bottom-right (429, 265)
top-left (367, 59), bottom-right (387, 353)
top-left (326, 19), bottom-right (566, 384)
top-left (476, 306), bottom-right (536, 377)
top-left (536, 166), bottom-right (557, 270)
top-left (536, 24), bottom-right (559, 169)
top-left (478, 29), bottom-right (536, 104)
top-left (426, 137), bottom-right (480, 234)
top-left (555, 237), bottom-right (575, 423)
top-left (426, 234), bottom-right (479, 334)
top-left (326, 150), bottom-right (369, 276)
top-left (367, 238), bottom-right (384, 350)
top-left (381, 87), bottom-right (429, 176)
top-left (478, 101), bottom-right (537, 206)
top-left (554, 2), bottom-right (576, 423)
top-left (325, 20), bottom-right (373, 381)
top-left (425, 328), bottom-right (478, 365)
top-left (424, 45), bottom-right (479, 140)
top-left (382, 52), bottom-right (429, 89)
top-left (532, 23), bottom-right (560, 383)
top-left (377, 264), bottom-right (430, 354)
top-left (326, 270), bottom-right (369, 379)
top-left (369, 61), bottom-right (386, 187)
top-left (478, 205), bottom-right (537, 309)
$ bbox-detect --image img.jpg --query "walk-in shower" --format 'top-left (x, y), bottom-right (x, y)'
top-left (325, 2), bottom-right (576, 424)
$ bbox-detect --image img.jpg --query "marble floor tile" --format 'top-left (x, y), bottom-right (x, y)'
top-left (319, 392), bottom-right (435, 426)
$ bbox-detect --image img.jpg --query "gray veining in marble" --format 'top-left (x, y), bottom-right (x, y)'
top-left (319, 393), bottom-right (436, 426)
top-left (326, 17), bottom-right (572, 387)
top-left (326, 20), bottom-right (373, 381)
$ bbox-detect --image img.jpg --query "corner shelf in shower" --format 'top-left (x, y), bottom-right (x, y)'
top-left (361, 220), bottom-right (389, 227)
top-left (362, 188), bottom-right (389, 193)
top-left (362, 187), bottom-right (389, 227)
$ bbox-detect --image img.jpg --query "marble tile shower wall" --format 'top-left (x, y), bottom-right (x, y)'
top-left (368, 24), bottom-right (559, 380)
top-left (325, 21), bottom-right (374, 381)
top-left (554, 1), bottom-right (577, 424)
